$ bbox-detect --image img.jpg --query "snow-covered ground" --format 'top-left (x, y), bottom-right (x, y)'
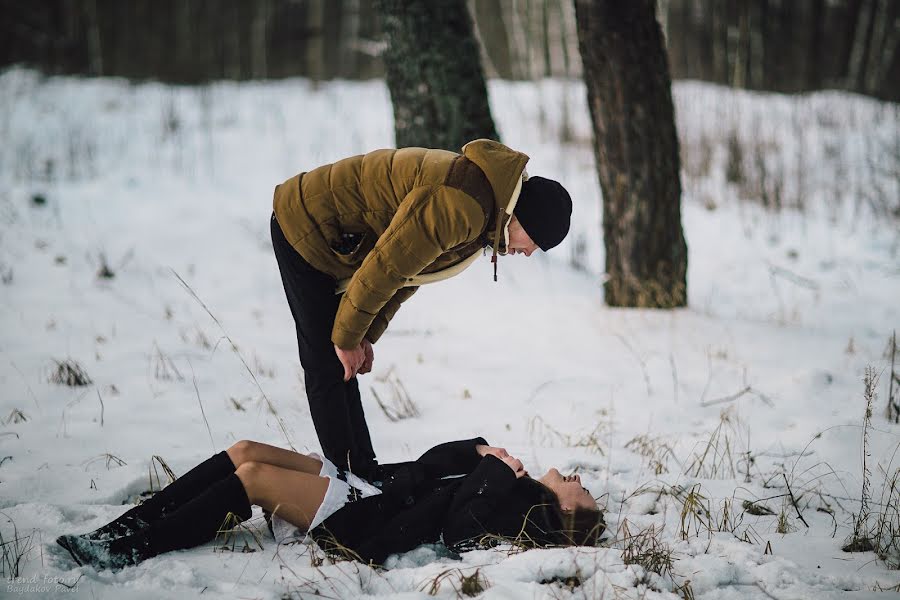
top-left (1, 68), bottom-right (898, 599)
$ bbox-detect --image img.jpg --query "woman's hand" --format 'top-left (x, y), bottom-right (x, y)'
top-left (475, 444), bottom-right (509, 460)
top-left (500, 455), bottom-right (526, 478)
top-left (476, 445), bottom-right (526, 477)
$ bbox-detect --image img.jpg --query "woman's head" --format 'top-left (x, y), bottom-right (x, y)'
top-left (535, 468), bottom-right (604, 547)
top-left (538, 468), bottom-right (596, 512)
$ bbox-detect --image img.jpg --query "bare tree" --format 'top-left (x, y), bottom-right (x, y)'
top-left (574, 0), bottom-right (688, 307)
top-left (374, 0), bottom-right (498, 150)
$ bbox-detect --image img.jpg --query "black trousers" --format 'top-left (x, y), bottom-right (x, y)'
top-left (270, 213), bottom-right (377, 477)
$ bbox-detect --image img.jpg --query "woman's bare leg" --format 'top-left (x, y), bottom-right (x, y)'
top-left (235, 462), bottom-right (330, 530)
top-left (227, 440), bottom-right (323, 474)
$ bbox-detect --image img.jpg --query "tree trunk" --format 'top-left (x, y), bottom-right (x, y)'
top-left (374, 0), bottom-right (498, 150)
top-left (472, 0), bottom-right (514, 79)
top-left (574, 0), bottom-right (688, 308)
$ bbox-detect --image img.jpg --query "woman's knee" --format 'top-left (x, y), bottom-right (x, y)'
top-left (227, 440), bottom-right (259, 468)
top-left (235, 461), bottom-right (269, 504)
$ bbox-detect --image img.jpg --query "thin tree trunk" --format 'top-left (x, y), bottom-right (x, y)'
top-left (83, 0), bottom-right (103, 76)
top-left (250, 0), bottom-right (270, 79)
top-left (472, 0), bottom-right (514, 79)
top-left (574, 0), bottom-right (688, 308)
top-left (374, 0), bottom-right (498, 150)
top-left (306, 0), bottom-right (325, 83)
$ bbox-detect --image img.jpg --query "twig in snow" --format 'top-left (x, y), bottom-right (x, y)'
top-left (171, 269), bottom-right (295, 451)
top-left (782, 473), bottom-right (809, 528)
top-left (96, 389), bottom-right (104, 426)
top-left (188, 360), bottom-right (215, 453)
top-left (669, 353), bottom-right (679, 404)
top-left (613, 332), bottom-right (652, 397)
top-left (766, 262), bottom-right (820, 290)
top-left (10, 361), bottom-right (40, 412)
top-left (888, 331), bottom-right (898, 424)
top-left (700, 385), bottom-right (774, 408)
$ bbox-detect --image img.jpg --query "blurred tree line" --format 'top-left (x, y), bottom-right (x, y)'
top-left (2, 0), bottom-right (896, 101)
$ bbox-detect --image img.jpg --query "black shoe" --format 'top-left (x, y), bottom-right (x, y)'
top-left (57, 473), bottom-right (252, 572)
top-left (83, 451), bottom-right (236, 541)
top-left (80, 509), bottom-right (150, 541)
top-left (56, 532), bottom-right (151, 571)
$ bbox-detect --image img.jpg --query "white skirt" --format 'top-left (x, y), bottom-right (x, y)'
top-left (270, 453), bottom-right (382, 544)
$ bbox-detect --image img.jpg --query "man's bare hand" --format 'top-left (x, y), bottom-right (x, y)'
top-left (334, 343), bottom-right (366, 382)
top-left (359, 339), bottom-right (374, 375)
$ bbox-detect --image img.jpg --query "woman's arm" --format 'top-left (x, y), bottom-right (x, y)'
top-left (414, 437), bottom-right (489, 478)
top-left (441, 454), bottom-right (521, 547)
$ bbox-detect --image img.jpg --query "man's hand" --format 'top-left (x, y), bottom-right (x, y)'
top-left (359, 339), bottom-right (374, 375)
top-left (334, 343), bottom-right (367, 382)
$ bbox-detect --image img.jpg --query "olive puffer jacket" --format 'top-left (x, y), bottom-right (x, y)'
top-left (272, 139), bottom-right (529, 349)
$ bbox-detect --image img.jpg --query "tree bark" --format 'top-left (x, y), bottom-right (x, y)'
top-left (574, 0), bottom-right (688, 308)
top-left (374, 0), bottom-right (498, 150)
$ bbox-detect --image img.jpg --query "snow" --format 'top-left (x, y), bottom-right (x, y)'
top-left (1, 67), bottom-right (899, 598)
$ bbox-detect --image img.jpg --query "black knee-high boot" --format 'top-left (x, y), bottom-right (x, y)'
top-left (57, 473), bottom-right (253, 571)
top-left (81, 451), bottom-right (236, 540)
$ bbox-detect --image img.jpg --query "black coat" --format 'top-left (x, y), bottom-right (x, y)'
top-left (308, 438), bottom-right (566, 565)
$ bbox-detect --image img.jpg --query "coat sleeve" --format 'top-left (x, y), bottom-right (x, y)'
top-left (415, 437), bottom-right (488, 479)
top-left (364, 286), bottom-right (418, 344)
top-left (441, 455), bottom-right (519, 548)
top-left (331, 185), bottom-right (486, 349)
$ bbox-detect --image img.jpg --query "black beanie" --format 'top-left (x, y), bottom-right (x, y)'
top-left (513, 176), bottom-right (573, 251)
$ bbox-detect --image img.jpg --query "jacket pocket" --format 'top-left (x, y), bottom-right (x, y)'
top-left (330, 231), bottom-right (374, 266)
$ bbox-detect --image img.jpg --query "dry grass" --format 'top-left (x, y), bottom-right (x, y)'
top-left (742, 499), bottom-right (776, 516)
top-left (886, 331), bottom-right (899, 424)
top-left (215, 512), bottom-right (265, 554)
top-left (4, 409), bottom-right (27, 424)
top-left (626, 434), bottom-right (678, 475)
top-left (150, 342), bottom-right (184, 381)
top-left (48, 359), bottom-right (92, 386)
top-left (421, 568), bottom-right (488, 598)
top-left (528, 415), bottom-right (607, 455)
top-left (615, 519), bottom-right (675, 585)
top-left (172, 269), bottom-right (296, 450)
top-left (82, 453), bottom-right (126, 471)
top-left (685, 409), bottom-right (741, 479)
top-left (840, 366), bottom-right (900, 568)
top-left (146, 454), bottom-right (177, 495)
top-left (370, 367), bottom-right (419, 422)
top-left (844, 367), bottom-right (878, 553)
top-left (871, 464), bottom-right (900, 569)
top-left (0, 514), bottom-right (35, 579)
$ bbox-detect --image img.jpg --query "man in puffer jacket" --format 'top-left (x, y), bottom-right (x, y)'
top-left (270, 138), bottom-right (572, 479)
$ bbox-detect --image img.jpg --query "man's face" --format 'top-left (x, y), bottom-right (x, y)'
top-left (507, 216), bottom-right (539, 256)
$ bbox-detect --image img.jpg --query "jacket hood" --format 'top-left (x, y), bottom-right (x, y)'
top-left (461, 140), bottom-right (529, 271)
top-left (462, 139), bottom-right (530, 215)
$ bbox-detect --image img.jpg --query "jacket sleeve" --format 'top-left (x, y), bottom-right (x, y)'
top-left (364, 286), bottom-right (418, 344)
top-left (331, 185), bottom-right (486, 349)
top-left (415, 437), bottom-right (488, 479)
top-left (441, 455), bottom-right (519, 548)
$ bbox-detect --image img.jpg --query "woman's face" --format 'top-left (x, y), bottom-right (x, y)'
top-left (538, 468), bottom-right (596, 511)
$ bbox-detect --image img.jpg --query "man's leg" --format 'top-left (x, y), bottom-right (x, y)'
top-left (270, 214), bottom-right (377, 477)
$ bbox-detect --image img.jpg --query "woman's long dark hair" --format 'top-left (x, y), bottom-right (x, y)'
top-left (510, 478), bottom-right (605, 548)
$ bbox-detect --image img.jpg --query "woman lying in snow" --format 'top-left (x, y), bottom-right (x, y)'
top-left (56, 437), bottom-right (605, 570)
